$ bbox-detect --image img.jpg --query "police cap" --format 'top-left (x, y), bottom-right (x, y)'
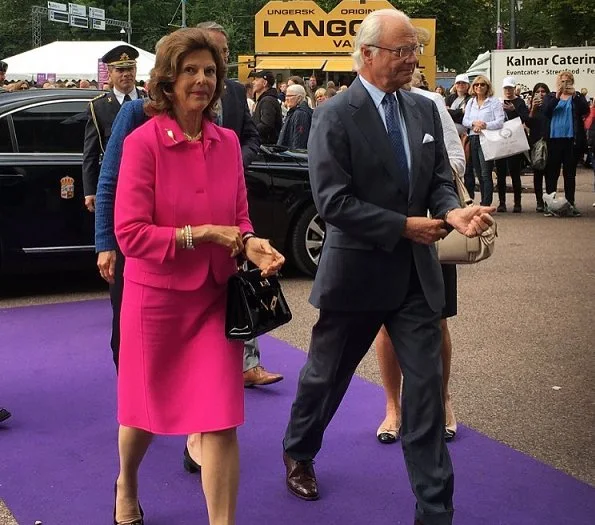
top-left (101, 45), bottom-right (138, 68)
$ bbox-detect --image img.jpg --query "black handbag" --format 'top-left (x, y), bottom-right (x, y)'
top-left (225, 267), bottom-right (292, 340)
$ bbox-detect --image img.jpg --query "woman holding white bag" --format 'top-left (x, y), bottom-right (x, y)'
top-left (494, 77), bottom-right (530, 213)
top-left (463, 75), bottom-right (505, 206)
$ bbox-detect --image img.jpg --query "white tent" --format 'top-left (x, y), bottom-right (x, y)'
top-left (465, 50), bottom-right (491, 79)
top-left (2, 41), bottom-right (156, 82)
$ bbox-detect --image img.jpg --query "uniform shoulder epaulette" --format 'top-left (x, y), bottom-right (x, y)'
top-left (90, 92), bottom-right (107, 103)
top-left (88, 93), bottom-right (107, 154)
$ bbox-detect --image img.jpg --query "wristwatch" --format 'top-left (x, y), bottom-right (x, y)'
top-left (443, 209), bottom-right (455, 222)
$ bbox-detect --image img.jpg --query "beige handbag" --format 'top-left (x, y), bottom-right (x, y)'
top-left (436, 176), bottom-right (497, 264)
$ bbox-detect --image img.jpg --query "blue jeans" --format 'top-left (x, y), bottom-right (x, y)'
top-left (470, 135), bottom-right (494, 206)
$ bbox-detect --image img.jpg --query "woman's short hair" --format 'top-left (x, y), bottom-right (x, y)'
top-left (315, 88), bottom-right (327, 99)
top-left (146, 28), bottom-right (226, 120)
top-left (556, 70), bottom-right (574, 89)
top-left (287, 84), bottom-right (306, 101)
top-left (471, 75), bottom-right (494, 97)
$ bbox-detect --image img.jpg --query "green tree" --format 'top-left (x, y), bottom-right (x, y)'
top-left (1, 0), bottom-right (592, 71)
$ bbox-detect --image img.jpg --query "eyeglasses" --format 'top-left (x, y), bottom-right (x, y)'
top-left (474, 83), bottom-right (487, 87)
top-left (365, 44), bottom-right (420, 58)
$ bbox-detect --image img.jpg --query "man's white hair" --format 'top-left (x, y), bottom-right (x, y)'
top-left (286, 83), bottom-right (306, 101)
top-left (352, 9), bottom-right (411, 72)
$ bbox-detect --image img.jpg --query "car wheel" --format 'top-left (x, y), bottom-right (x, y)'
top-left (291, 204), bottom-right (325, 276)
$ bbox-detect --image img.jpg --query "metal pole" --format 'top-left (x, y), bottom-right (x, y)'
top-left (496, 0), bottom-right (503, 49)
top-left (510, 0), bottom-right (516, 48)
top-left (181, 0), bottom-right (187, 28)
top-left (128, 0), bottom-right (132, 43)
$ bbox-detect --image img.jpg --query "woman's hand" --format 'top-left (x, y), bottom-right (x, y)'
top-left (244, 237), bottom-right (285, 277)
top-left (472, 120), bottom-right (486, 133)
top-left (201, 225), bottom-right (244, 257)
top-left (472, 120), bottom-right (485, 133)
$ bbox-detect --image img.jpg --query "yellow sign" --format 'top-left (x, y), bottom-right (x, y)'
top-left (255, 0), bottom-right (436, 57)
top-left (417, 55), bottom-right (437, 91)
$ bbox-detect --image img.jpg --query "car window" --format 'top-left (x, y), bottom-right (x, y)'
top-left (12, 101), bottom-right (89, 153)
top-left (0, 116), bottom-right (11, 152)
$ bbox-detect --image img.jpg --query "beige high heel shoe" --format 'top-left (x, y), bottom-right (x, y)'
top-left (444, 395), bottom-right (457, 441)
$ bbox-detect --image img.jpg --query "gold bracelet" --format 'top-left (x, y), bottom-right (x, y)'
top-left (178, 228), bottom-right (187, 249)
top-left (185, 225), bottom-right (195, 250)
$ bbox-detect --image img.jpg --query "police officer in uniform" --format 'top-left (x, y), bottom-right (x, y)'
top-left (82, 45), bottom-right (146, 213)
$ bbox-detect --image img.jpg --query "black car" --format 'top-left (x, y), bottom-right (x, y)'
top-left (0, 89), bottom-right (324, 277)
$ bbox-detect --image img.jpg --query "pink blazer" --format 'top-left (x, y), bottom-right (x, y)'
top-left (115, 114), bottom-right (254, 291)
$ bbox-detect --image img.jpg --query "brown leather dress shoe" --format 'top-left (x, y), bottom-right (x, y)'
top-left (243, 366), bottom-right (283, 387)
top-left (283, 452), bottom-right (319, 500)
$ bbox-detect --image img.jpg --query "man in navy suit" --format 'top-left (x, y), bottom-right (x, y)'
top-left (282, 9), bottom-right (495, 525)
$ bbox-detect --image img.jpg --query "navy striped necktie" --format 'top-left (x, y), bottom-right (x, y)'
top-left (381, 93), bottom-right (409, 189)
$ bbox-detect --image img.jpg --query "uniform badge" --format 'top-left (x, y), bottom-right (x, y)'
top-left (60, 176), bottom-right (75, 199)
top-left (107, 97), bottom-right (113, 103)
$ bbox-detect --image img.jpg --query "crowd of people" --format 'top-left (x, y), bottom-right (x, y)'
top-left (244, 70), bottom-right (350, 150)
top-left (433, 72), bottom-right (594, 216)
top-left (0, 69), bottom-right (105, 92)
top-left (242, 58), bottom-right (594, 217)
top-left (1, 7), bottom-right (592, 525)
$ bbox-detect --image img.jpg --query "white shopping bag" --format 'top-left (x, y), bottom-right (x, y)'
top-left (479, 117), bottom-right (530, 161)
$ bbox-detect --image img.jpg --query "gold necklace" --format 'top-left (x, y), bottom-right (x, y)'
top-left (183, 130), bottom-right (202, 142)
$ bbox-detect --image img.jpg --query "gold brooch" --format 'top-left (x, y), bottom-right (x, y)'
top-left (165, 129), bottom-right (178, 143)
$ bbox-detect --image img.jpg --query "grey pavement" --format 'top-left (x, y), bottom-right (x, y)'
top-left (1, 169), bottom-right (594, 523)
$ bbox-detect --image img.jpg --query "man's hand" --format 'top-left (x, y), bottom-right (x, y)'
top-left (85, 195), bottom-right (96, 212)
top-left (445, 206), bottom-right (496, 237)
top-left (244, 237), bottom-right (285, 277)
top-left (402, 217), bottom-right (448, 245)
top-left (97, 250), bottom-right (116, 284)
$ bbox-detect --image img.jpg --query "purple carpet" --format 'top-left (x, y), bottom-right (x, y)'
top-left (1, 300), bottom-right (593, 524)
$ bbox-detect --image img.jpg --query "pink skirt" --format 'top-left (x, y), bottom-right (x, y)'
top-left (117, 275), bottom-right (244, 434)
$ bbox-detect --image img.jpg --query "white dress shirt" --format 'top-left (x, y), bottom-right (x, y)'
top-left (359, 75), bottom-right (412, 172)
top-left (410, 87), bottom-right (466, 178)
top-left (462, 96), bottom-right (505, 135)
top-left (113, 87), bottom-right (138, 105)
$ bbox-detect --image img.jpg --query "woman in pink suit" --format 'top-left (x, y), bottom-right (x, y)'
top-left (113, 28), bottom-right (285, 525)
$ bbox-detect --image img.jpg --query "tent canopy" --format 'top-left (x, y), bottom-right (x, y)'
top-left (2, 41), bottom-right (156, 82)
top-left (465, 51), bottom-right (491, 79)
